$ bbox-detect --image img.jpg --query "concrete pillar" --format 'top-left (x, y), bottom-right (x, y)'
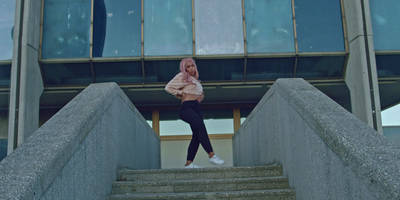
top-left (343, 0), bottom-right (383, 134)
top-left (8, 0), bottom-right (43, 154)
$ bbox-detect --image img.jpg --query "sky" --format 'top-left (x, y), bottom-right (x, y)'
top-left (382, 103), bottom-right (400, 126)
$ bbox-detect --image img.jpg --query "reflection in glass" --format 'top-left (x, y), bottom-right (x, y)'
top-left (42, 0), bottom-right (91, 59)
top-left (144, 0), bottom-right (192, 56)
top-left (94, 61), bottom-right (142, 83)
top-left (0, 0), bottom-right (15, 60)
top-left (369, 0), bottom-right (400, 50)
top-left (0, 64), bottom-right (11, 87)
top-left (244, 0), bottom-right (295, 53)
top-left (42, 63), bottom-right (92, 85)
top-left (160, 109), bottom-right (233, 136)
top-left (196, 59), bottom-right (244, 81)
top-left (295, 0), bottom-right (345, 52)
top-left (145, 60), bottom-right (181, 83)
top-left (375, 55), bottom-right (400, 77)
top-left (296, 56), bottom-right (344, 78)
top-left (246, 57), bottom-right (294, 80)
top-left (195, 0), bottom-right (244, 55)
top-left (94, 0), bottom-right (141, 57)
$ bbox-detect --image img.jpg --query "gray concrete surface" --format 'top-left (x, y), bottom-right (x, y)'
top-left (8, 0), bottom-right (44, 154)
top-left (343, 0), bottom-right (383, 133)
top-left (0, 82), bottom-right (160, 199)
top-left (233, 78), bottom-right (400, 200)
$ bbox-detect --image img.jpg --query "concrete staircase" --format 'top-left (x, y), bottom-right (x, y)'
top-left (108, 165), bottom-right (295, 199)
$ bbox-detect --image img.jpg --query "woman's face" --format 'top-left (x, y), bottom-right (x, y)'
top-left (185, 62), bottom-right (196, 76)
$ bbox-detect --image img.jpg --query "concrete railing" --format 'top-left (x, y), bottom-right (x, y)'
top-left (0, 82), bottom-right (160, 199)
top-left (233, 78), bottom-right (400, 200)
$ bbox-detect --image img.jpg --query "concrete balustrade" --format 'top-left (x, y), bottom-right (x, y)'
top-left (0, 82), bottom-right (160, 199)
top-left (233, 78), bottom-right (400, 200)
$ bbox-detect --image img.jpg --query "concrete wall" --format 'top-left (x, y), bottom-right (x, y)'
top-left (343, 0), bottom-right (383, 133)
top-left (0, 82), bottom-right (160, 200)
top-left (8, 0), bottom-right (44, 153)
top-left (233, 78), bottom-right (400, 200)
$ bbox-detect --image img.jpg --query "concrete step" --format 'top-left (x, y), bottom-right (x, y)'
top-left (112, 176), bottom-right (289, 194)
top-left (109, 165), bottom-right (295, 200)
top-left (117, 165), bottom-right (283, 182)
top-left (108, 189), bottom-right (296, 200)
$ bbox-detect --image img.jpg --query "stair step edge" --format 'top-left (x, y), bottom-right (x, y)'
top-left (108, 189), bottom-right (296, 200)
top-left (113, 176), bottom-right (289, 186)
top-left (117, 165), bottom-right (283, 181)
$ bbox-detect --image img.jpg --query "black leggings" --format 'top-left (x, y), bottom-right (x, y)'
top-left (179, 100), bottom-right (213, 161)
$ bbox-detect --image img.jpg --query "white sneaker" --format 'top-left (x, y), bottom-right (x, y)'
top-left (209, 154), bottom-right (225, 165)
top-left (185, 163), bottom-right (202, 168)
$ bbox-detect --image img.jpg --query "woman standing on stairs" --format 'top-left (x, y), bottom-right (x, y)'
top-left (165, 58), bottom-right (225, 168)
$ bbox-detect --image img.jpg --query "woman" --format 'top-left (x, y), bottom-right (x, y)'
top-left (165, 58), bottom-right (225, 168)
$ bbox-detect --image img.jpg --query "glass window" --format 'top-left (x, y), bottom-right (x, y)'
top-left (195, 59), bottom-right (244, 81)
top-left (295, 56), bottom-right (344, 78)
top-left (195, 0), bottom-right (244, 55)
top-left (0, 64), bottom-right (11, 87)
top-left (246, 57), bottom-right (294, 80)
top-left (42, 0), bottom-right (91, 59)
top-left (375, 55), bottom-right (400, 77)
top-left (159, 109), bottom-right (233, 136)
top-left (159, 110), bottom-right (190, 136)
top-left (244, 0), bottom-right (295, 53)
top-left (93, 0), bottom-right (141, 57)
top-left (0, 0), bottom-right (15, 60)
top-left (94, 61), bottom-right (142, 83)
top-left (145, 60), bottom-right (181, 83)
top-left (144, 0), bottom-right (192, 56)
top-left (383, 126), bottom-right (400, 147)
top-left (294, 0), bottom-right (345, 52)
top-left (42, 63), bottom-right (92, 85)
top-left (369, 0), bottom-right (400, 50)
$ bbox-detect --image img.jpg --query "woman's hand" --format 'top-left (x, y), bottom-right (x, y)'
top-left (196, 92), bottom-right (204, 103)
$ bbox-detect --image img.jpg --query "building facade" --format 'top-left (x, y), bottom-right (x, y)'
top-left (1, 0), bottom-right (400, 162)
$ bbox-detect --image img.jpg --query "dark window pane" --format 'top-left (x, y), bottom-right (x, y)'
top-left (42, 0), bottom-right (91, 59)
top-left (138, 110), bottom-right (152, 128)
top-left (240, 107), bottom-right (253, 124)
top-left (246, 57), bottom-right (294, 80)
top-left (145, 60), bottom-right (181, 83)
top-left (196, 59), bottom-right (244, 81)
top-left (0, 138), bottom-right (7, 161)
top-left (0, 64), bottom-right (11, 87)
top-left (376, 55), bottom-right (400, 77)
top-left (244, 0), bottom-right (295, 53)
top-left (42, 63), bottom-right (92, 85)
top-left (295, 0), bottom-right (345, 52)
top-left (93, 0), bottom-right (141, 57)
top-left (370, 0), bottom-right (400, 50)
top-left (296, 56), bottom-right (344, 78)
top-left (94, 61), bottom-right (142, 83)
top-left (139, 110), bottom-right (153, 121)
top-left (0, 0), bottom-right (15, 60)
